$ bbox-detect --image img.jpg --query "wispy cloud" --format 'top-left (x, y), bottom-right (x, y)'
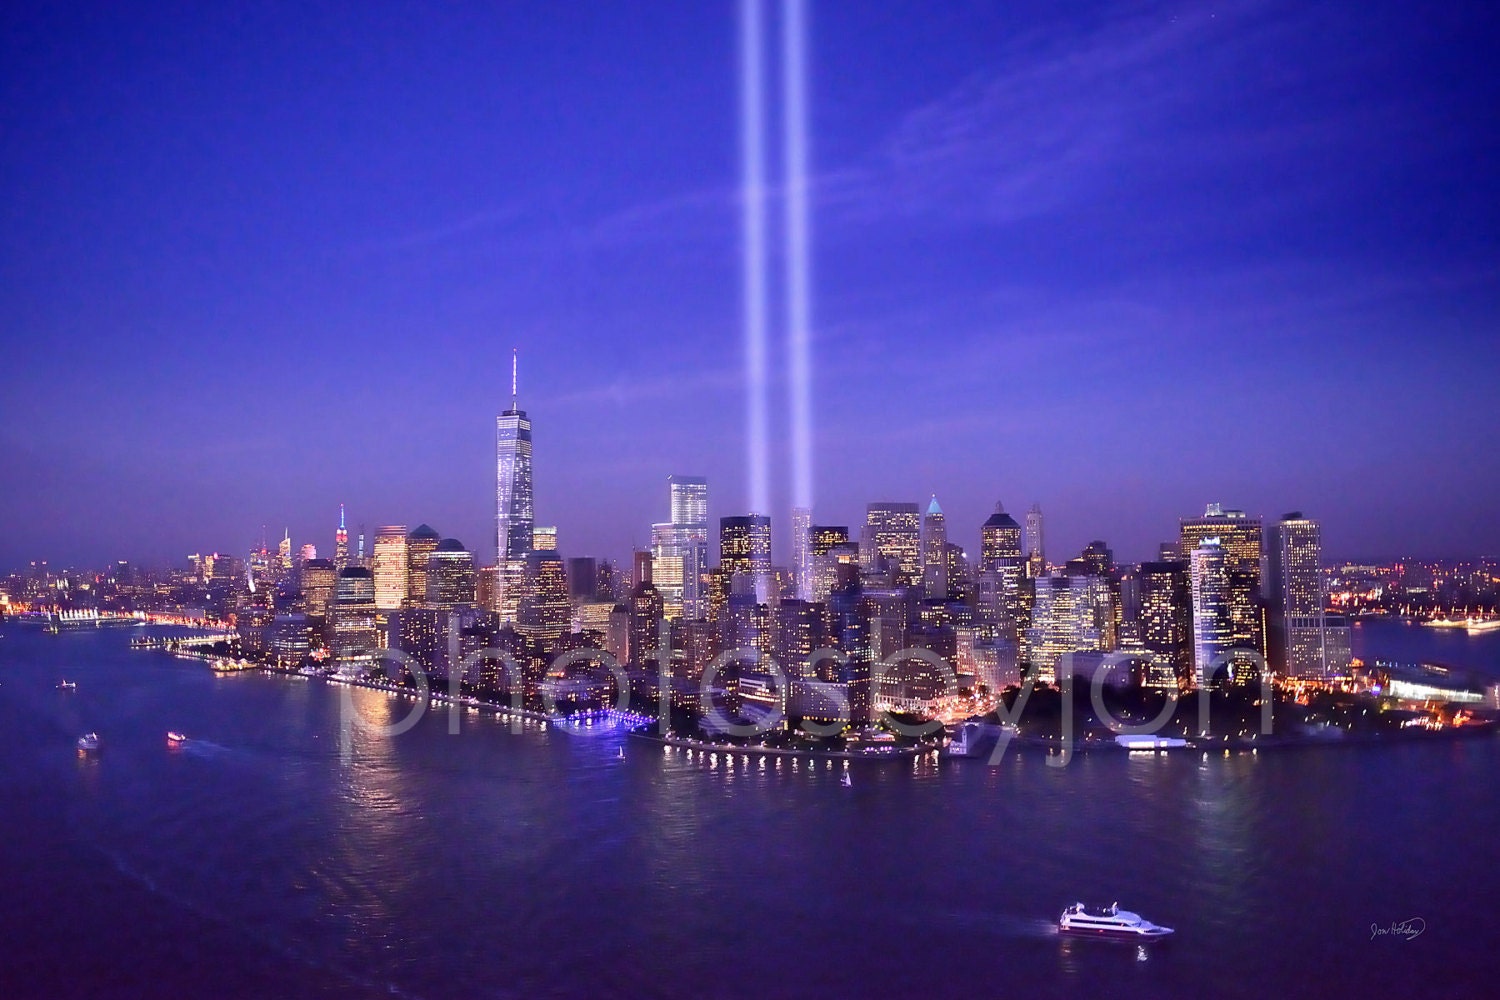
top-left (821, 4), bottom-right (1256, 226)
top-left (348, 205), bottom-right (529, 254)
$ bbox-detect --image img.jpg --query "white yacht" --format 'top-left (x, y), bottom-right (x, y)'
top-left (1059, 902), bottom-right (1173, 939)
top-left (76, 732), bottom-right (101, 754)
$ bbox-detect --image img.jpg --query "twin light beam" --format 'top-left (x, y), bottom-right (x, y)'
top-left (739, 0), bottom-right (814, 530)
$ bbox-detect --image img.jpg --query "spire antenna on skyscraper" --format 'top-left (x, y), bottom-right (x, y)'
top-left (512, 347), bottom-right (518, 412)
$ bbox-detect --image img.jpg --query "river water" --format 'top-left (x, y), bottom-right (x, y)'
top-left (1, 620), bottom-right (1497, 998)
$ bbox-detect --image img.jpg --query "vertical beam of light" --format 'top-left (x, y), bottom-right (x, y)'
top-left (739, 0), bottom-right (771, 520)
top-left (781, 0), bottom-right (814, 514)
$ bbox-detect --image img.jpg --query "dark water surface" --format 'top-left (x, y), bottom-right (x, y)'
top-left (2, 622), bottom-right (1498, 998)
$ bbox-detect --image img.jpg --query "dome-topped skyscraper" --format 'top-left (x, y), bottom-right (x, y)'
top-left (426, 538), bottom-right (476, 609)
top-left (406, 524), bottom-right (441, 606)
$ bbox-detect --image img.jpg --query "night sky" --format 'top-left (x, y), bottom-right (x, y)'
top-left (3, 0), bottom-right (1498, 572)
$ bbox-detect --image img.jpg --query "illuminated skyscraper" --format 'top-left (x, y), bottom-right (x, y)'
top-left (628, 579), bottom-right (666, 668)
top-left (1269, 512), bottom-right (1330, 679)
top-left (517, 549), bottom-right (569, 644)
top-left (862, 502), bottom-right (919, 585)
top-left (476, 565), bottom-right (499, 612)
top-left (531, 526), bottom-right (558, 551)
top-left (809, 525), bottom-right (850, 604)
top-left (632, 550), bottom-right (654, 590)
top-left (333, 504), bottom-right (350, 572)
top-left (791, 505), bottom-right (813, 601)
top-left (494, 559), bottom-right (528, 625)
top-left (1180, 503), bottom-right (1265, 659)
top-left (372, 526), bottom-right (409, 611)
top-left (651, 523), bottom-right (686, 619)
top-left (1024, 574), bottom-right (1112, 683)
top-left (980, 503), bottom-right (1022, 572)
top-left (922, 496), bottom-right (948, 599)
top-left (329, 567), bottom-right (378, 671)
top-left (277, 529), bottom-right (293, 577)
top-left (1024, 504), bottom-right (1044, 576)
top-left (1190, 539), bottom-right (1234, 686)
top-left (669, 475), bottom-right (708, 526)
top-left (720, 515), bottom-right (771, 601)
top-left (425, 539), bottom-right (476, 609)
top-left (1139, 560), bottom-right (1192, 685)
top-left (406, 524), bottom-right (441, 605)
top-left (654, 476), bottom-right (710, 620)
top-left (300, 559), bottom-right (337, 619)
top-left (976, 503), bottom-right (1028, 642)
top-left (496, 350), bottom-right (534, 563)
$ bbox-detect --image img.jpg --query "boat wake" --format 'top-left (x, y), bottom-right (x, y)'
top-left (933, 908), bottom-right (1058, 939)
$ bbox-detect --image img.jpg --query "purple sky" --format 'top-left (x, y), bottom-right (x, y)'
top-left (3, 0), bottom-right (1499, 572)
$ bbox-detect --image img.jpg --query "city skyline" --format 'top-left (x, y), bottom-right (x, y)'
top-left (4, 1), bottom-right (1499, 570)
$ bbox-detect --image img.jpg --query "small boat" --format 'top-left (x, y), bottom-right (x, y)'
top-left (840, 771), bottom-right (852, 788)
top-left (167, 731), bottom-right (188, 745)
top-left (57, 680), bottom-right (77, 690)
top-left (1115, 734), bottom-right (1188, 751)
top-left (1059, 902), bottom-right (1172, 939)
top-left (76, 732), bottom-right (101, 753)
top-left (617, 746), bottom-right (625, 759)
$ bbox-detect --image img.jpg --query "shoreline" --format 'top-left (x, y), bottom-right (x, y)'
top-left (126, 637), bottom-right (1500, 762)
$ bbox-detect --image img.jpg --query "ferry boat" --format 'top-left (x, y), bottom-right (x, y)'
top-left (57, 680), bottom-right (77, 691)
top-left (1059, 902), bottom-right (1173, 939)
top-left (1115, 735), bottom-right (1188, 751)
top-left (76, 732), bottom-right (101, 754)
top-left (1423, 615), bottom-right (1500, 634)
top-left (167, 731), bottom-right (188, 745)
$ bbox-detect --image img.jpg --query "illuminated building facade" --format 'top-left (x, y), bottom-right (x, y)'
top-left (669, 475), bottom-right (708, 525)
top-left (1180, 503), bottom-right (1265, 659)
top-left (628, 580), bottom-right (666, 668)
top-left (406, 524), bottom-right (441, 606)
top-left (790, 505), bottom-right (812, 601)
top-left (1024, 504), bottom-right (1044, 577)
top-left (496, 353), bottom-right (534, 563)
top-left (1024, 574), bottom-right (1112, 683)
top-left (719, 515), bottom-right (771, 601)
top-left (371, 525), bottom-right (409, 611)
top-left (493, 560), bottom-right (526, 623)
top-left (862, 502), bottom-right (919, 586)
top-left (426, 539), bottom-right (476, 609)
top-left (922, 496), bottom-right (948, 600)
top-left (1269, 512), bottom-right (1328, 678)
top-left (329, 567), bottom-right (379, 670)
top-left (980, 503), bottom-right (1022, 571)
top-left (808, 525), bottom-right (850, 604)
top-left (277, 530), bottom-right (293, 577)
top-left (1139, 560), bottom-right (1192, 684)
top-left (517, 549), bottom-right (569, 644)
top-left (1190, 538), bottom-right (1235, 686)
top-left (300, 559), bottom-right (336, 619)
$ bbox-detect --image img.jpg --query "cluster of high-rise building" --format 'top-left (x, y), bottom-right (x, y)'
top-left (163, 366), bottom-right (1356, 727)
